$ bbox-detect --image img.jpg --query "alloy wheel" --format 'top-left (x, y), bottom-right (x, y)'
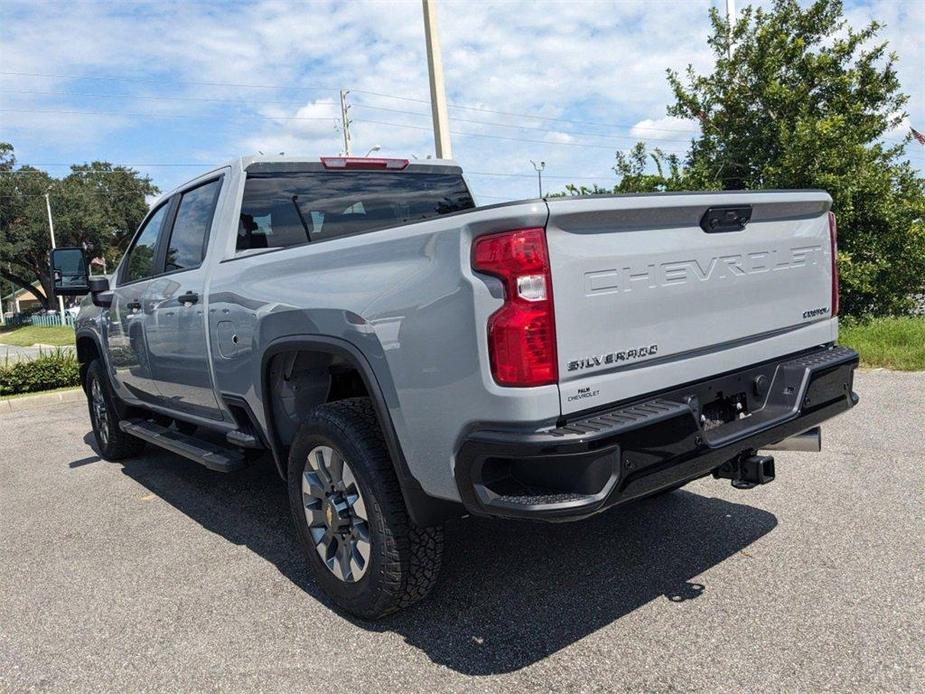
top-left (301, 445), bottom-right (371, 582)
top-left (91, 377), bottom-right (110, 447)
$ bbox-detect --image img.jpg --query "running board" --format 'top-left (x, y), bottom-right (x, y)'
top-left (119, 419), bottom-right (247, 473)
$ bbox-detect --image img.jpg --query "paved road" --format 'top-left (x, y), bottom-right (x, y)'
top-left (1, 371), bottom-right (922, 692)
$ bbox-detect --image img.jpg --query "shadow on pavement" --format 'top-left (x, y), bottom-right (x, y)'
top-left (77, 432), bottom-right (777, 675)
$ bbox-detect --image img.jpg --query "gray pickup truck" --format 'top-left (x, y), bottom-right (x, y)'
top-left (52, 155), bottom-right (859, 618)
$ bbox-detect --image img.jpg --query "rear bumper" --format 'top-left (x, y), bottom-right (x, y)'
top-left (455, 345), bottom-right (859, 521)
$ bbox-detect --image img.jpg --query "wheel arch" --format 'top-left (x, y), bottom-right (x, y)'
top-left (75, 330), bottom-right (103, 392)
top-left (259, 335), bottom-right (461, 526)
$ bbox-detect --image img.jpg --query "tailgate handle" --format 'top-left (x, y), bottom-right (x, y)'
top-left (700, 205), bottom-right (752, 233)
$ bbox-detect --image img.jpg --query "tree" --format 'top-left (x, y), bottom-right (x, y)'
top-left (611, 143), bottom-right (687, 193)
top-left (560, 0), bottom-right (925, 316)
top-left (0, 143), bottom-right (158, 310)
top-left (551, 143), bottom-right (687, 198)
top-left (667, 0), bottom-right (925, 316)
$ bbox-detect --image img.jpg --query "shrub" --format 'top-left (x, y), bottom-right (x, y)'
top-left (0, 349), bottom-right (81, 396)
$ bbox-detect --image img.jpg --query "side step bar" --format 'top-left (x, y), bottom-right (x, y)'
top-left (119, 419), bottom-right (247, 473)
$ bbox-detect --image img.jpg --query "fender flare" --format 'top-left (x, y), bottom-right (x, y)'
top-left (74, 328), bottom-right (104, 389)
top-left (259, 335), bottom-right (461, 526)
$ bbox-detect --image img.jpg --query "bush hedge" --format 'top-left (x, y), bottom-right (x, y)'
top-left (0, 349), bottom-right (81, 397)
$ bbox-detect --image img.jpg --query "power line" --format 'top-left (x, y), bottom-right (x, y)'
top-left (0, 107), bottom-right (692, 153)
top-left (350, 102), bottom-right (695, 144)
top-left (354, 88), bottom-right (689, 132)
top-left (0, 107), bottom-right (338, 123)
top-left (0, 70), bottom-right (340, 93)
top-left (2, 72), bottom-right (916, 145)
top-left (0, 69), bottom-right (708, 135)
top-left (467, 171), bottom-right (616, 181)
top-left (356, 117), bottom-right (692, 153)
top-left (0, 87), bottom-right (339, 108)
top-left (0, 88), bottom-right (701, 143)
top-left (6, 105), bottom-right (918, 161)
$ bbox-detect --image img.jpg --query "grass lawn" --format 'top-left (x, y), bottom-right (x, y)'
top-left (0, 324), bottom-right (76, 347)
top-left (840, 316), bottom-right (925, 371)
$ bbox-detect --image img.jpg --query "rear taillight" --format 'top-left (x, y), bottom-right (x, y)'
top-left (472, 228), bottom-right (558, 386)
top-left (828, 211), bottom-right (840, 317)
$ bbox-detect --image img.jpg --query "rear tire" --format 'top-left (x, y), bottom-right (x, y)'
top-left (85, 359), bottom-right (145, 461)
top-left (287, 398), bottom-right (443, 619)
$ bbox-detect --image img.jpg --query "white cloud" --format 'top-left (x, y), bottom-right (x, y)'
top-left (630, 116), bottom-right (700, 142)
top-left (546, 132), bottom-right (575, 144)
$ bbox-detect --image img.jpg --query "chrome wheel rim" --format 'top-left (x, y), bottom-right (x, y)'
top-left (302, 445), bottom-right (371, 582)
top-left (91, 377), bottom-right (110, 447)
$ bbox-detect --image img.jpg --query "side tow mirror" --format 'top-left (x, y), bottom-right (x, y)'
top-left (50, 247), bottom-right (90, 296)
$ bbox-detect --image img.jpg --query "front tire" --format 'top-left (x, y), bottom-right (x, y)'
top-left (287, 398), bottom-right (443, 619)
top-left (85, 359), bottom-right (145, 461)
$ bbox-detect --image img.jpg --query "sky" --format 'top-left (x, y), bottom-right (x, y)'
top-left (0, 0), bottom-right (922, 205)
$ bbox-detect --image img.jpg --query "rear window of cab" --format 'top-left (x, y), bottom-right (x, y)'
top-left (237, 171), bottom-right (475, 251)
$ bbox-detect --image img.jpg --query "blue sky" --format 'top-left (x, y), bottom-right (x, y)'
top-left (1, 0), bottom-right (922, 204)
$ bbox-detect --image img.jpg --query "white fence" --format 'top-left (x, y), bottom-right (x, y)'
top-left (24, 313), bottom-right (77, 328)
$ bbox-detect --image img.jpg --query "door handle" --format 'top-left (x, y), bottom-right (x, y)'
top-left (127, 300), bottom-right (142, 312)
top-left (180, 291), bottom-right (199, 306)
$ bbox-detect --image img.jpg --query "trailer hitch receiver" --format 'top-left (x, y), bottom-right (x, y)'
top-left (713, 452), bottom-right (775, 489)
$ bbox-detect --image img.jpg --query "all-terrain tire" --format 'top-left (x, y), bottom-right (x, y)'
top-left (287, 397), bottom-right (443, 619)
top-left (85, 359), bottom-right (145, 461)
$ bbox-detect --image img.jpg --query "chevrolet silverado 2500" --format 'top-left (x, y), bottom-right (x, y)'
top-left (52, 155), bottom-right (859, 618)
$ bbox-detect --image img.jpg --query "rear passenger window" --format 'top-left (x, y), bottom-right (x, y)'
top-left (237, 171), bottom-right (475, 251)
top-left (123, 203), bottom-right (169, 283)
top-left (165, 178), bottom-right (222, 272)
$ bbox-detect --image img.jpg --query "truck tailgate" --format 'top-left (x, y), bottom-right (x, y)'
top-left (545, 192), bottom-right (838, 414)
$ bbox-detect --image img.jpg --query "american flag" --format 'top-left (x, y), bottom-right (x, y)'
top-left (912, 128), bottom-right (925, 145)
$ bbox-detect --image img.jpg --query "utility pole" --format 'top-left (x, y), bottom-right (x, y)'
top-left (44, 192), bottom-right (66, 318)
top-left (726, 0), bottom-right (736, 59)
top-left (422, 0), bottom-right (452, 159)
top-left (531, 160), bottom-right (545, 197)
top-left (339, 89), bottom-right (352, 156)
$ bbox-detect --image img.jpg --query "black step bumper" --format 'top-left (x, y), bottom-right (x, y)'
top-left (455, 345), bottom-right (859, 521)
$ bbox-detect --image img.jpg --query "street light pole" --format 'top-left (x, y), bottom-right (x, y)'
top-left (531, 160), bottom-right (545, 197)
top-left (44, 192), bottom-right (66, 318)
top-left (422, 0), bottom-right (452, 159)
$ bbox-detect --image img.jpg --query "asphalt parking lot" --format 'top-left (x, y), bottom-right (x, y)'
top-left (1, 370), bottom-right (922, 692)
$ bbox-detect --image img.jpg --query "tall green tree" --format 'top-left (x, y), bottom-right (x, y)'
top-left (0, 143), bottom-right (158, 310)
top-left (561, 0), bottom-right (925, 316)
